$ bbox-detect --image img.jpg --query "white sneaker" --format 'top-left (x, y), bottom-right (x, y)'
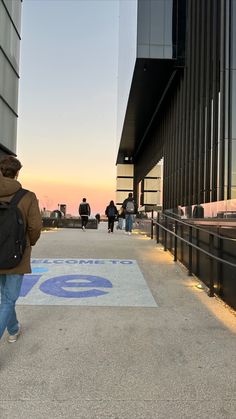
top-left (8, 325), bottom-right (21, 343)
top-left (128, 232), bottom-right (131, 235)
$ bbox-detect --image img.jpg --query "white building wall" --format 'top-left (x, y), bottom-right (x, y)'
top-left (116, 163), bottom-right (134, 207)
top-left (0, 0), bottom-right (22, 155)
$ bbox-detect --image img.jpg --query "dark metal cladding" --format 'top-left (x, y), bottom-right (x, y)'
top-left (117, 0), bottom-right (236, 209)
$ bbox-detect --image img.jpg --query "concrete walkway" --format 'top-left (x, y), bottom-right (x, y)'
top-left (1, 223), bottom-right (236, 419)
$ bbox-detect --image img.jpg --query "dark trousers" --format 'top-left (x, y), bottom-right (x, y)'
top-left (81, 215), bottom-right (89, 228)
top-left (108, 216), bottom-right (116, 232)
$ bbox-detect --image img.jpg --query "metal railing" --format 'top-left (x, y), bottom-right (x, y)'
top-left (149, 211), bottom-right (236, 298)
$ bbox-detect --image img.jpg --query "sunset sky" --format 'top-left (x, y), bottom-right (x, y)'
top-left (17, 0), bottom-right (119, 216)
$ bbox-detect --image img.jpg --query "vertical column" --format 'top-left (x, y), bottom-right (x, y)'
top-left (218, 0), bottom-right (226, 201)
top-left (198, 0), bottom-right (207, 204)
top-left (230, 0), bottom-right (236, 197)
top-left (221, 0), bottom-right (236, 200)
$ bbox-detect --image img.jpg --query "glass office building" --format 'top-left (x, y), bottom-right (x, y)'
top-left (0, 0), bottom-right (22, 156)
top-left (117, 0), bottom-right (236, 216)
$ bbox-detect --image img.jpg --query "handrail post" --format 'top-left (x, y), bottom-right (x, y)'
top-left (196, 228), bottom-right (199, 276)
top-left (217, 237), bottom-right (223, 297)
top-left (174, 220), bottom-right (178, 261)
top-left (188, 226), bottom-right (193, 276)
top-left (164, 215), bottom-right (167, 251)
top-left (156, 212), bottom-right (160, 243)
top-left (209, 233), bottom-right (214, 297)
top-left (151, 209), bottom-right (154, 239)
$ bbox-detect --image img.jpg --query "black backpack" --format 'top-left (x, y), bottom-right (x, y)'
top-left (0, 188), bottom-right (28, 269)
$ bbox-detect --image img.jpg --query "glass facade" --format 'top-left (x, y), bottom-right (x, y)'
top-left (137, 0), bottom-right (174, 59)
top-left (0, 0), bottom-right (21, 155)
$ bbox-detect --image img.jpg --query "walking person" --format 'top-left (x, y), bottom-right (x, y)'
top-left (78, 197), bottom-right (91, 231)
top-left (105, 200), bottom-right (118, 233)
top-left (0, 156), bottom-right (42, 343)
top-left (122, 192), bottom-right (137, 235)
top-left (116, 207), bottom-right (125, 230)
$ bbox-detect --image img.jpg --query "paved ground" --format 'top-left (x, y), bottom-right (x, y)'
top-left (1, 222), bottom-right (236, 419)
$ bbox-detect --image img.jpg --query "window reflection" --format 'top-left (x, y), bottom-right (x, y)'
top-left (0, 99), bottom-right (17, 150)
top-left (231, 141), bottom-right (236, 187)
top-left (224, 70), bottom-right (229, 138)
top-left (0, 50), bottom-right (18, 111)
top-left (3, 0), bottom-right (22, 34)
top-left (166, 198), bottom-right (236, 219)
top-left (0, 1), bottom-right (20, 72)
top-left (231, 0), bottom-right (236, 69)
top-left (231, 71), bottom-right (236, 138)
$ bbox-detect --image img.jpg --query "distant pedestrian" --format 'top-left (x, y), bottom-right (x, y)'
top-left (95, 213), bottom-right (101, 224)
top-left (122, 192), bottom-right (137, 235)
top-left (116, 207), bottom-right (125, 230)
top-left (0, 156), bottom-right (42, 343)
top-left (105, 200), bottom-right (118, 233)
top-left (78, 198), bottom-right (91, 231)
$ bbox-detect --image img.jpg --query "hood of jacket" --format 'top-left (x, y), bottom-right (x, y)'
top-left (0, 171), bottom-right (21, 198)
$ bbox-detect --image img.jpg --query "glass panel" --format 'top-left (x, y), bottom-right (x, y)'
top-left (150, 0), bottom-right (164, 45)
top-left (231, 70), bottom-right (236, 138)
top-left (217, 141), bottom-right (221, 194)
top-left (0, 99), bottom-right (17, 152)
top-left (224, 70), bottom-right (229, 138)
top-left (164, 0), bottom-right (173, 46)
top-left (231, 188), bottom-right (236, 198)
top-left (150, 45), bottom-right (164, 58)
top-left (0, 50), bottom-right (18, 111)
top-left (164, 46), bottom-right (173, 58)
top-left (225, 0), bottom-right (230, 69)
top-left (137, 44), bottom-right (150, 58)
top-left (138, 0), bottom-right (150, 45)
top-left (231, 0), bottom-right (236, 69)
top-left (231, 140), bottom-right (236, 186)
top-left (3, 0), bottom-right (22, 34)
top-left (143, 191), bottom-right (159, 205)
top-left (117, 178), bottom-right (134, 190)
top-left (116, 164), bottom-right (134, 176)
top-left (0, 1), bottom-right (20, 72)
top-left (178, 198), bottom-right (236, 218)
top-left (224, 186), bottom-right (228, 200)
top-left (117, 0), bottom-right (138, 151)
top-left (224, 139), bottom-right (229, 189)
top-left (144, 178), bottom-right (158, 190)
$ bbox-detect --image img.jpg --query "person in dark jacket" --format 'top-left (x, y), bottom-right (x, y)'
top-left (78, 197), bottom-right (91, 231)
top-left (0, 156), bottom-right (42, 343)
top-left (105, 200), bottom-right (118, 233)
top-left (122, 192), bottom-right (137, 234)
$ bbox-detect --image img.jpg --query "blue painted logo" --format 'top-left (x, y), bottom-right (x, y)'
top-left (40, 274), bottom-right (112, 298)
top-left (20, 274), bottom-right (112, 299)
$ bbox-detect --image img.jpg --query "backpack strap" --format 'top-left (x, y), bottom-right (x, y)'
top-left (10, 188), bottom-right (28, 206)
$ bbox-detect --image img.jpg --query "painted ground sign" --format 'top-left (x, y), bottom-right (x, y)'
top-left (17, 258), bottom-right (157, 307)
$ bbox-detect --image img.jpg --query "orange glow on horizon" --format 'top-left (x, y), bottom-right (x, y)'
top-left (19, 175), bottom-right (116, 216)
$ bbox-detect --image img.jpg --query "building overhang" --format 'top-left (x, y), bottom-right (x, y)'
top-left (116, 57), bottom-right (177, 164)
